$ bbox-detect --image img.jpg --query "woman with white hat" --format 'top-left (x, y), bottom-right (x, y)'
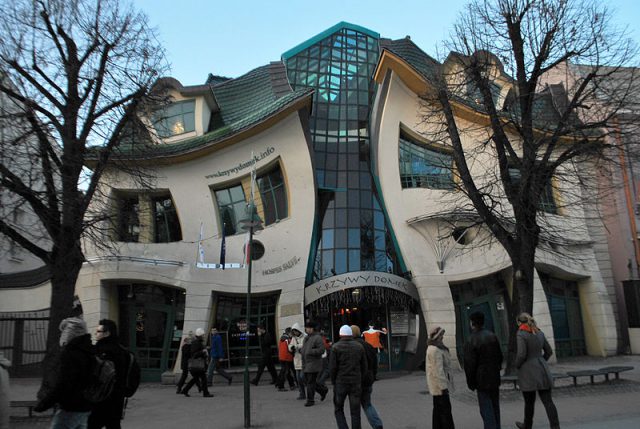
top-left (426, 326), bottom-right (455, 429)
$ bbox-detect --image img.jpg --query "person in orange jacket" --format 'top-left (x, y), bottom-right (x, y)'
top-left (276, 327), bottom-right (296, 391)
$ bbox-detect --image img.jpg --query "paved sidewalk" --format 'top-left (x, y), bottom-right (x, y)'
top-left (9, 354), bottom-right (640, 428)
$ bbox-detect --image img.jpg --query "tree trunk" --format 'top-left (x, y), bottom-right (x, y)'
top-left (37, 243), bottom-right (84, 401)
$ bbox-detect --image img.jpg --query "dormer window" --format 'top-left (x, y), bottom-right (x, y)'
top-left (152, 100), bottom-right (195, 138)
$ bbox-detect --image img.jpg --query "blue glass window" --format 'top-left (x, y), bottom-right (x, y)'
top-left (507, 167), bottom-right (558, 214)
top-left (399, 133), bottom-right (454, 189)
top-left (215, 185), bottom-right (246, 236)
top-left (258, 165), bottom-right (288, 225)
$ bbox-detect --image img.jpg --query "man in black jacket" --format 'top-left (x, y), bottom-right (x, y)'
top-left (251, 324), bottom-right (278, 386)
top-left (182, 328), bottom-right (213, 397)
top-left (351, 325), bottom-right (383, 429)
top-left (330, 325), bottom-right (368, 429)
top-left (88, 319), bottom-right (130, 429)
top-left (34, 317), bottom-right (94, 427)
top-left (463, 311), bottom-right (504, 429)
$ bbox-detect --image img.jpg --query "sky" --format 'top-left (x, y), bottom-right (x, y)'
top-left (135, 0), bottom-right (640, 86)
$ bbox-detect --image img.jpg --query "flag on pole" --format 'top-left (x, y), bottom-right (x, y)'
top-left (219, 223), bottom-right (226, 269)
top-left (197, 222), bottom-right (205, 265)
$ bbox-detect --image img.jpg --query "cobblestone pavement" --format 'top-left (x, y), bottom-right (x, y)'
top-left (9, 354), bottom-right (640, 428)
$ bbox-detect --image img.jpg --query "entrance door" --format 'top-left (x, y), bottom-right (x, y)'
top-left (126, 303), bottom-right (175, 382)
top-left (456, 296), bottom-right (507, 362)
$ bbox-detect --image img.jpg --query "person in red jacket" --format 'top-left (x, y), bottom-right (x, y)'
top-left (276, 327), bottom-right (296, 391)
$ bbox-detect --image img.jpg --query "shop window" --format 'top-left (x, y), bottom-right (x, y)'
top-left (152, 195), bottom-right (182, 243)
top-left (257, 165), bottom-right (288, 225)
top-left (507, 167), bottom-right (558, 214)
top-left (117, 196), bottom-right (140, 242)
top-left (399, 133), bottom-right (454, 190)
top-left (214, 185), bottom-right (246, 236)
top-left (152, 100), bottom-right (195, 138)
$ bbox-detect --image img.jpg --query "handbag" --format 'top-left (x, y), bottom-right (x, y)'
top-left (188, 357), bottom-right (205, 372)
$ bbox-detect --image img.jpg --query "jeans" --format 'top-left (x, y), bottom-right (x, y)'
top-left (304, 371), bottom-right (327, 403)
top-left (276, 361), bottom-right (295, 389)
top-left (477, 389), bottom-right (500, 429)
top-left (334, 382), bottom-right (362, 429)
top-left (51, 410), bottom-right (91, 429)
top-left (522, 389), bottom-right (559, 429)
top-left (317, 357), bottom-right (329, 387)
top-left (361, 384), bottom-right (383, 429)
top-left (206, 358), bottom-right (231, 384)
top-left (432, 393), bottom-right (455, 429)
top-left (296, 369), bottom-right (306, 398)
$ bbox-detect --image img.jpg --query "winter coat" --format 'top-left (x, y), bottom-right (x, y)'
top-left (330, 337), bottom-right (368, 385)
top-left (463, 328), bottom-right (503, 391)
top-left (426, 345), bottom-right (454, 396)
top-left (354, 337), bottom-right (377, 387)
top-left (36, 333), bottom-right (95, 412)
top-left (278, 335), bottom-right (294, 362)
top-left (190, 337), bottom-right (209, 361)
top-left (180, 341), bottom-right (192, 371)
top-left (301, 332), bottom-right (325, 373)
top-left (515, 329), bottom-right (554, 392)
top-left (258, 331), bottom-right (274, 357)
top-left (288, 326), bottom-right (306, 370)
top-left (210, 334), bottom-right (224, 359)
top-left (95, 335), bottom-right (129, 398)
top-left (0, 354), bottom-right (10, 429)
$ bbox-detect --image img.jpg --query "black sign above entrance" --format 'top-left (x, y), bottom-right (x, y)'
top-left (305, 271), bottom-right (420, 305)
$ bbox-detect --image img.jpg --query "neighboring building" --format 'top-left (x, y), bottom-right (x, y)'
top-left (1, 22), bottom-right (622, 381)
top-left (541, 62), bottom-right (640, 354)
top-left (0, 79), bottom-right (51, 376)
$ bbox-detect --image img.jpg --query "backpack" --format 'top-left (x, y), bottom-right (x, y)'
top-left (120, 345), bottom-right (141, 398)
top-left (83, 355), bottom-right (116, 403)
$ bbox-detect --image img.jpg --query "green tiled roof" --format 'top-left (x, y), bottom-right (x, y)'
top-left (380, 38), bottom-right (441, 83)
top-left (106, 64), bottom-right (312, 160)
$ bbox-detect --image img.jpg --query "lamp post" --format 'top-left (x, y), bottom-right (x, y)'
top-left (239, 202), bottom-right (263, 428)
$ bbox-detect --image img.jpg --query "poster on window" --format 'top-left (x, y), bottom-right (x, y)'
top-left (390, 310), bottom-right (409, 335)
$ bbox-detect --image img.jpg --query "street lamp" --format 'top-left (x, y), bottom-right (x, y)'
top-left (238, 202), bottom-right (263, 428)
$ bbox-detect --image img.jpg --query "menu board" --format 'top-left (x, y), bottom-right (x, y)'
top-left (390, 310), bottom-right (409, 335)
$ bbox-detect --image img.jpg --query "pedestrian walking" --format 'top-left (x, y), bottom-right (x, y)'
top-left (176, 332), bottom-right (201, 394)
top-left (251, 324), bottom-right (278, 385)
top-left (330, 324), bottom-right (368, 429)
top-left (181, 328), bottom-right (213, 398)
top-left (276, 327), bottom-right (296, 391)
top-left (351, 325), bottom-right (383, 429)
top-left (0, 353), bottom-right (11, 429)
top-left (34, 317), bottom-right (95, 428)
top-left (301, 320), bottom-right (329, 407)
top-left (317, 329), bottom-right (332, 389)
top-left (426, 326), bottom-right (455, 429)
top-left (515, 313), bottom-right (560, 429)
top-left (207, 327), bottom-right (232, 386)
top-left (88, 319), bottom-right (130, 429)
top-left (463, 311), bottom-right (503, 429)
top-left (288, 322), bottom-right (307, 400)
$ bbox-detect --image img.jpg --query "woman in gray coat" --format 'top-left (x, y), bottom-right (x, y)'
top-left (515, 313), bottom-right (559, 429)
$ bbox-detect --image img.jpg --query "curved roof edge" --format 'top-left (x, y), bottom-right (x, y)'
top-left (282, 21), bottom-right (380, 61)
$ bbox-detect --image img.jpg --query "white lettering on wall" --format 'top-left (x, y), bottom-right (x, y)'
top-left (205, 147), bottom-right (276, 179)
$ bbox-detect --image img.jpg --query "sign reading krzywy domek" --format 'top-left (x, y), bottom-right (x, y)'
top-left (305, 271), bottom-right (420, 304)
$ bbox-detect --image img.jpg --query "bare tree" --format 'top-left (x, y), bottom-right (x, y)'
top-left (420, 0), bottom-right (639, 368)
top-left (0, 0), bottom-right (166, 377)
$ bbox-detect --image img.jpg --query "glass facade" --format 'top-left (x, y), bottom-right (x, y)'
top-left (284, 26), bottom-right (403, 282)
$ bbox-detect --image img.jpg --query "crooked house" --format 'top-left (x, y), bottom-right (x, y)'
top-left (1, 22), bottom-right (619, 381)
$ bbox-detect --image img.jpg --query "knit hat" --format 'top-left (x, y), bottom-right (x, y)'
top-left (59, 317), bottom-right (87, 347)
top-left (429, 326), bottom-right (445, 340)
top-left (195, 328), bottom-right (205, 337)
top-left (339, 325), bottom-right (353, 337)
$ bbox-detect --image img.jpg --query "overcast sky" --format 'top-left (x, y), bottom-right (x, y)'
top-left (135, 0), bottom-right (640, 85)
